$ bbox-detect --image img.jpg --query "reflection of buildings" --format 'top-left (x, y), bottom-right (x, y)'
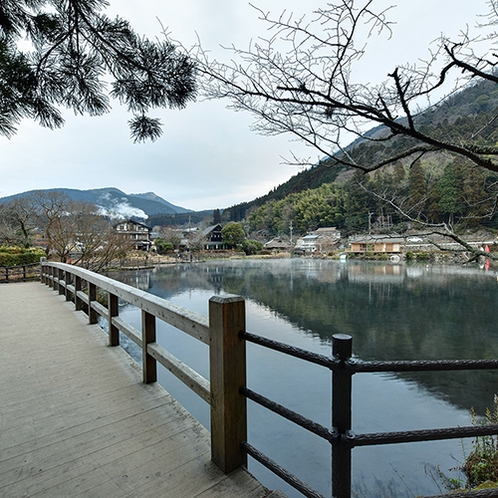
top-left (347, 263), bottom-right (405, 284)
top-left (111, 269), bottom-right (153, 291)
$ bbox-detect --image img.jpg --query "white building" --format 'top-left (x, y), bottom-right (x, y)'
top-left (294, 227), bottom-right (341, 254)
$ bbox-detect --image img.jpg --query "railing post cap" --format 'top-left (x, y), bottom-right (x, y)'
top-left (209, 294), bottom-right (244, 304)
top-left (333, 334), bottom-right (352, 358)
top-left (333, 334), bottom-right (352, 342)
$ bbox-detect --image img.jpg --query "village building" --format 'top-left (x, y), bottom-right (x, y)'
top-left (294, 234), bottom-right (320, 253)
top-left (294, 227), bottom-right (341, 254)
top-left (263, 238), bottom-right (293, 252)
top-left (114, 219), bottom-right (152, 251)
top-left (348, 235), bottom-right (404, 254)
top-left (194, 224), bottom-right (225, 250)
top-left (311, 227), bottom-right (341, 240)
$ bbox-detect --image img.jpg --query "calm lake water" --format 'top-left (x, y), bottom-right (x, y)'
top-left (109, 259), bottom-right (498, 498)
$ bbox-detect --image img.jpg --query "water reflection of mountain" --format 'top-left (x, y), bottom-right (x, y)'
top-left (110, 260), bottom-right (498, 414)
top-left (220, 260), bottom-right (498, 415)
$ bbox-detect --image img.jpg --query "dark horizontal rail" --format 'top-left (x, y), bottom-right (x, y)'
top-left (242, 331), bottom-right (498, 497)
top-left (242, 331), bottom-right (498, 374)
top-left (352, 358), bottom-right (498, 373)
top-left (241, 441), bottom-right (326, 498)
top-left (349, 423), bottom-right (498, 447)
top-left (242, 387), bottom-right (498, 448)
top-left (241, 387), bottom-right (337, 443)
top-left (241, 331), bottom-right (337, 369)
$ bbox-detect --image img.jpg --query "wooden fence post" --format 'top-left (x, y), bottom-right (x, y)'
top-left (75, 276), bottom-right (83, 311)
top-left (332, 334), bottom-right (353, 498)
top-left (209, 295), bottom-right (247, 473)
top-left (54, 268), bottom-right (60, 293)
top-left (142, 310), bottom-right (157, 383)
top-left (88, 282), bottom-right (98, 324)
top-left (40, 258), bottom-right (46, 284)
top-left (48, 266), bottom-right (54, 288)
top-left (64, 271), bottom-right (72, 301)
top-left (53, 267), bottom-right (57, 288)
top-left (108, 293), bottom-right (119, 346)
top-left (58, 269), bottom-right (65, 295)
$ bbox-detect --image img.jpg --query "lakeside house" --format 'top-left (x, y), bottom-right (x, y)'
top-left (294, 227), bottom-right (341, 254)
top-left (114, 219), bottom-right (152, 251)
top-left (195, 224), bottom-right (225, 250)
top-left (264, 238), bottom-right (293, 252)
top-left (348, 235), bottom-right (404, 254)
top-left (295, 234), bottom-right (321, 253)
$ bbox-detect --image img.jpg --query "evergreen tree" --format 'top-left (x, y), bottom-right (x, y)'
top-left (408, 160), bottom-right (426, 214)
top-left (463, 173), bottom-right (488, 224)
top-left (426, 183), bottom-right (440, 223)
top-left (221, 221), bottom-right (245, 248)
top-left (0, 0), bottom-right (196, 141)
top-left (438, 165), bottom-right (459, 225)
top-left (393, 162), bottom-right (406, 186)
top-left (344, 171), bottom-right (371, 230)
top-left (212, 209), bottom-right (221, 225)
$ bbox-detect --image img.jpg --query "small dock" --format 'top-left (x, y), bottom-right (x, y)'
top-left (0, 282), bottom-right (276, 498)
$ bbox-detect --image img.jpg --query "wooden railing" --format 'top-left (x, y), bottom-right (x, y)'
top-left (40, 261), bottom-right (498, 498)
top-left (0, 262), bottom-right (40, 283)
top-left (41, 261), bottom-right (246, 473)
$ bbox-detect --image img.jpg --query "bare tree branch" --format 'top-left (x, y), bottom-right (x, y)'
top-left (364, 183), bottom-right (498, 262)
top-left (195, 0), bottom-right (498, 173)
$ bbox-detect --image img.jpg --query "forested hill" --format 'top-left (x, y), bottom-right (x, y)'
top-left (224, 78), bottom-right (498, 223)
top-left (226, 160), bottom-right (349, 222)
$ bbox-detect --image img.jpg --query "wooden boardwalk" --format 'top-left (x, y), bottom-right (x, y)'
top-left (0, 282), bottom-right (279, 498)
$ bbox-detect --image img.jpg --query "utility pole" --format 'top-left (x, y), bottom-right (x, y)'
top-left (289, 221), bottom-right (293, 244)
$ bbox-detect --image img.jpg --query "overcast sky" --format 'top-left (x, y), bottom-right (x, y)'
top-left (0, 0), bottom-right (490, 211)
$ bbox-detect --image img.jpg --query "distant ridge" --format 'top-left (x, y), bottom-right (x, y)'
top-left (0, 187), bottom-right (192, 219)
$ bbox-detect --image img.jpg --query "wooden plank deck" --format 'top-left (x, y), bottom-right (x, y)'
top-left (0, 282), bottom-right (279, 498)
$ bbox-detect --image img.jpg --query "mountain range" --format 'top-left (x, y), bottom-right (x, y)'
top-left (0, 187), bottom-right (191, 219)
top-left (3, 79), bottom-right (496, 226)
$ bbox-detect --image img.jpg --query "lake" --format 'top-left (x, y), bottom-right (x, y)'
top-left (108, 258), bottom-right (498, 497)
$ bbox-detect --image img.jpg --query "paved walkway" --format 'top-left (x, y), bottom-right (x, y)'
top-left (0, 282), bottom-right (278, 498)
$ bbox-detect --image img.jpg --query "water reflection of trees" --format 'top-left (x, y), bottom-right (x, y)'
top-left (223, 262), bottom-right (498, 415)
top-left (111, 260), bottom-right (498, 414)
